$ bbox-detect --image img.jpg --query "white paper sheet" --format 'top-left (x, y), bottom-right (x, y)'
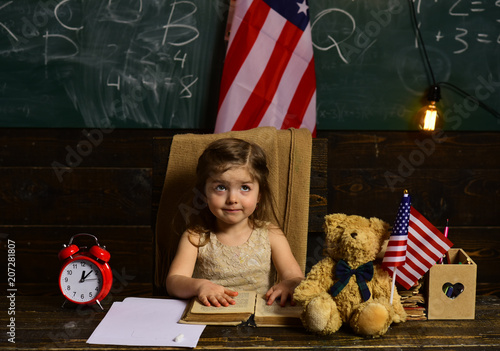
top-left (87, 297), bottom-right (206, 348)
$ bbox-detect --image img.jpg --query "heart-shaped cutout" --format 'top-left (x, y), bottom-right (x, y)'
top-left (442, 282), bottom-right (464, 299)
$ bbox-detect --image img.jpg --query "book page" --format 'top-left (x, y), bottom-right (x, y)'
top-left (254, 295), bottom-right (303, 318)
top-left (190, 291), bottom-right (256, 315)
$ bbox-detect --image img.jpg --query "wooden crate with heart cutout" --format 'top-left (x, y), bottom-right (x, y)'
top-left (426, 248), bottom-right (477, 320)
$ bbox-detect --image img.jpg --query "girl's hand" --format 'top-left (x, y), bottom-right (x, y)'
top-left (197, 281), bottom-right (238, 307)
top-left (267, 226), bottom-right (304, 306)
top-left (265, 277), bottom-right (303, 306)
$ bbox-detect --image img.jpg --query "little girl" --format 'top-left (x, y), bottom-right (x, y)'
top-left (166, 138), bottom-right (304, 307)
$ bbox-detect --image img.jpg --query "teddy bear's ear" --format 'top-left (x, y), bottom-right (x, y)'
top-left (323, 213), bottom-right (347, 232)
top-left (369, 217), bottom-right (390, 240)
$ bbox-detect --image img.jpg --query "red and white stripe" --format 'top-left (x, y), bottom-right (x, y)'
top-left (383, 237), bottom-right (408, 266)
top-left (215, 0), bottom-right (316, 135)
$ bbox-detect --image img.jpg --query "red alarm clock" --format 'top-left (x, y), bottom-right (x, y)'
top-left (58, 233), bottom-right (112, 310)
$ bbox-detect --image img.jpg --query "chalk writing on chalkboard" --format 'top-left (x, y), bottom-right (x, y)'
top-left (0, 0), bottom-right (228, 128)
top-left (418, 0), bottom-right (500, 55)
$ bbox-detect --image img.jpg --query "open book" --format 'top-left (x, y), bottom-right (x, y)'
top-left (179, 291), bottom-right (303, 327)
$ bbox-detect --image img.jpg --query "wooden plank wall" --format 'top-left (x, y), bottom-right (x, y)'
top-left (1, 129), bottom-right (499, 297)
top-left (322, 131), bottom-right (500, 296)
top-left (0, 128), bottom-right (174, 297)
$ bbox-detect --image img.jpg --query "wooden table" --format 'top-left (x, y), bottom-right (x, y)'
top-left (5, 295), bottom-right (500, 350)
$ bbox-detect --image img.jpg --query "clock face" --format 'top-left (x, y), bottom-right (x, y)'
top-left (59, 258), bottom-right (104, 304)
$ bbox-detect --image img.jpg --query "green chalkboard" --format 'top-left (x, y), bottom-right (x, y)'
top-left (0, 0), bottom-right (228, 128)
top-left (310, 0), bottom-right (500, 131)
top-left (1, 0), bottom-right (499, 130)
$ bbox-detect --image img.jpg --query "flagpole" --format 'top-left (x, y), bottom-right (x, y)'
top-left (390, 268), bottom-right (397, 305)
top-left (384, 189), bottom-right (410, 305)
top-left (389, 189), bottom-right (407, 305)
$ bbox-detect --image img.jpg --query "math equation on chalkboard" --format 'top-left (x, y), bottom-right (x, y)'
top-left (418, 0), bottom-right (500, 55)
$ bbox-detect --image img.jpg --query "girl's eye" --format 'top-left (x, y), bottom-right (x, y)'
top-left (214, 185), bottom-right (226, 191)
top-left (241, 185), bottom-right (250, 191)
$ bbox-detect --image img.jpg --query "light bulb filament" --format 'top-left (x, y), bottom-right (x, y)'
top-left (422, 108), bottom-right (437, 131)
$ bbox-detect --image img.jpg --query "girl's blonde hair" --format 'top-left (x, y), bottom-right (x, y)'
top-left (185, 138), bottom-right (276, 243)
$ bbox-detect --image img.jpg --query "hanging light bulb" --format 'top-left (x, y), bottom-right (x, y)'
top-left (419, 101), bottom-right (439, 130)
top-left (416, 85), bottom-right (442, 131)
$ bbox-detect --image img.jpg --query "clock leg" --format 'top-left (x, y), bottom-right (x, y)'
top-left (96, 300), bottom-right (104, 311)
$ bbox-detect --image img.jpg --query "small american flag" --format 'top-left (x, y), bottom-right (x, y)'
top-left (384, 206), bottom-right (454, 290)
top-left (382, 193), bottom-right (410, 268)
top-left (214, 0), bottom-right (316, 135)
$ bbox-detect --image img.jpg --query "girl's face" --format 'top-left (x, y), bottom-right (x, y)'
top-left (204, 166), bottom-right (260, 230)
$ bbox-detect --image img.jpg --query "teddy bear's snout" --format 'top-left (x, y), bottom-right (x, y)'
top-left (350, 232), bottom-right (358, 239)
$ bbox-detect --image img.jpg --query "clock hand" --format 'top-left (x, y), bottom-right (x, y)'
top-left (83, 270), bottom-right (93, 280)
top-left (79, 270), bottom-right (94, 283)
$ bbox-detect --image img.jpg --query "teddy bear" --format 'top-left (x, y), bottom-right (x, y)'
top-left (293, 213), bottom-right (407, 337)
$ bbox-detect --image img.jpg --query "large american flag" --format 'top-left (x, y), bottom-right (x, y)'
top-left (383, 206), bottom-right (454, 290)
top-left (214, 0), bottom-right (316, 136)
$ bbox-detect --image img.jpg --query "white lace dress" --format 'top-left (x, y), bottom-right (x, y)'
top-left (192, 225), bottom-right (275, 294)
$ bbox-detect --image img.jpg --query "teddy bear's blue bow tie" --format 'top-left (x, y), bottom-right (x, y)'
top-left (330, 259), bottom-right (374, 302)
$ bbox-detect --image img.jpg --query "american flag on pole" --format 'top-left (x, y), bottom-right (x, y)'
top-left (382, 193), bottom-right (411, 268)
top-left (383, 205), bottom-right (454, 290)
top-left (214, 0), bottom-right (316, 136)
